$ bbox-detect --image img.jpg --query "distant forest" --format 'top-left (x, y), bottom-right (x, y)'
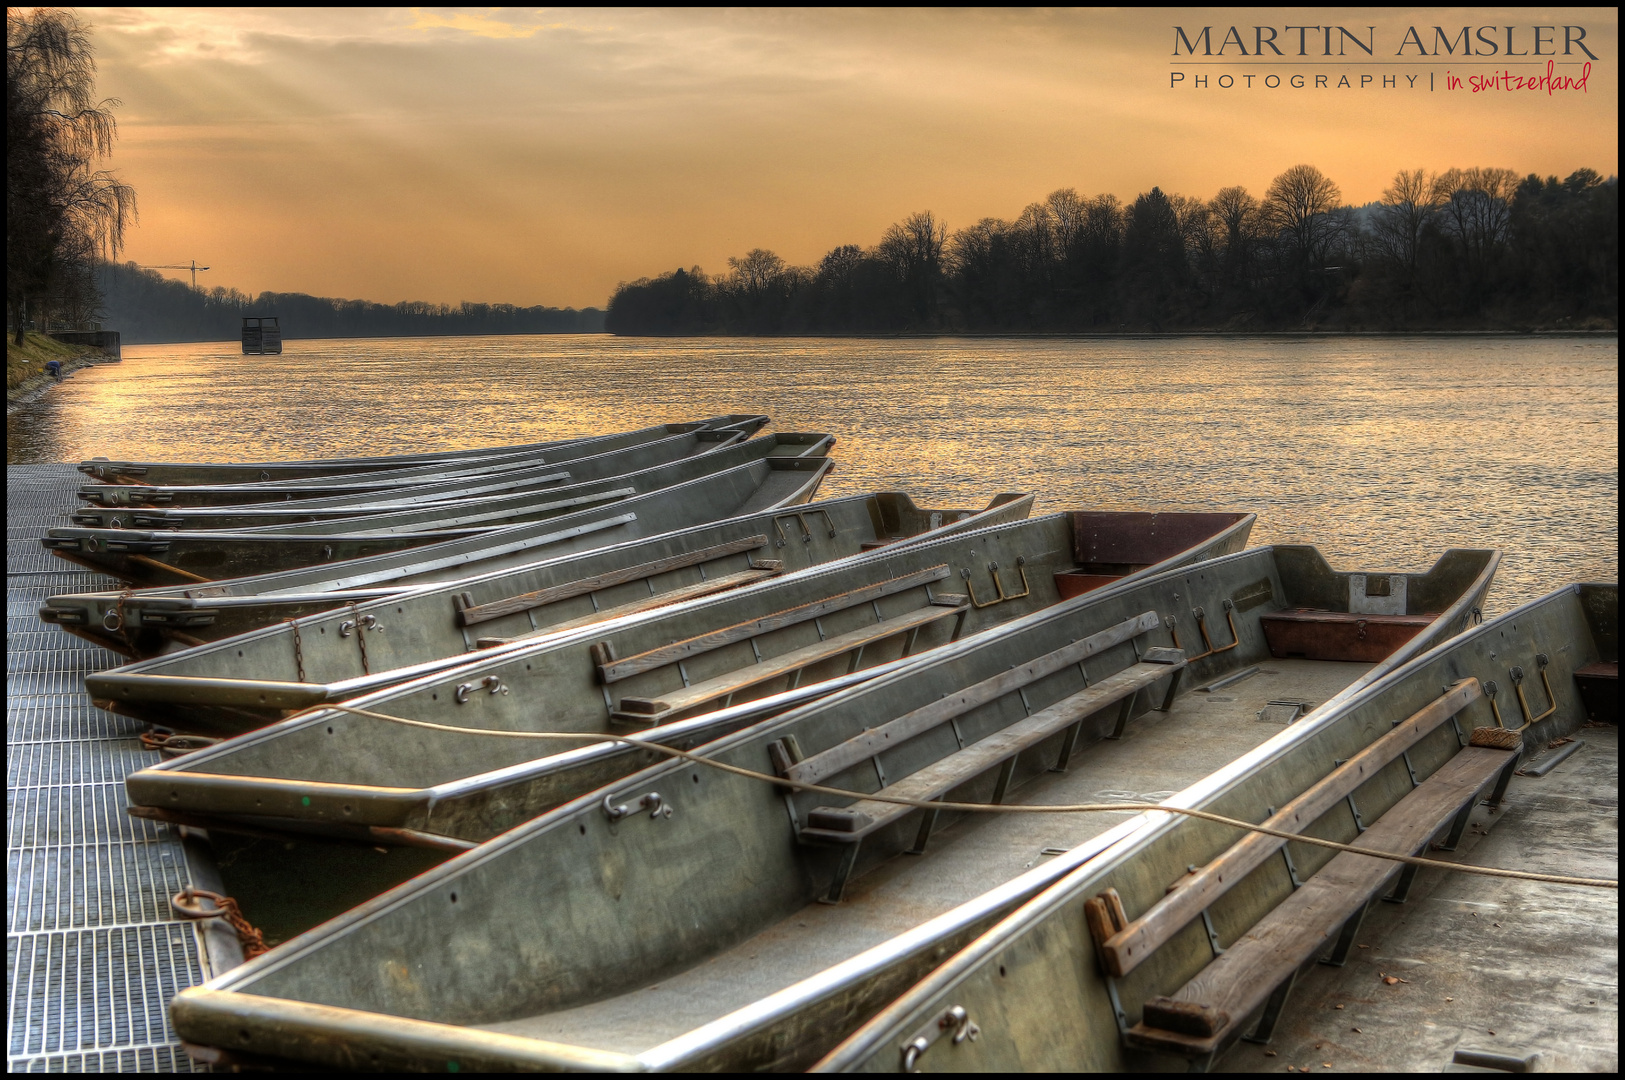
top-left (98, 263), bottom-right (604, 344)
top-left (606, 165), bottom-right (1618, 335)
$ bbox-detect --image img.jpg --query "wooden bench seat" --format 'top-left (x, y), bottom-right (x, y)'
top-left (474, 567), bottom-right (781, 648)
top-left (595, 564), bottom-right (952, 685)
top-left (1123, 743), bottom-right (1517, 1064)
top-left (1098, 679), bottom-right (1486, 981)
top-left (610, 599), bottom-right (966, 723)
top-left (772, 610), bottom-right (1175, 901)
top-left (1260, 608), bottom-right (1437, 664)
top-left (800, 658), bottom-right (1185, 843)
top-left (455, 534), bottom-right (771, 627)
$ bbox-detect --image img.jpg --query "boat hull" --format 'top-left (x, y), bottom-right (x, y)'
top-left (75, 414), bottom-right (768, 487)
top-left (46, 434), bottom-right (834, 584)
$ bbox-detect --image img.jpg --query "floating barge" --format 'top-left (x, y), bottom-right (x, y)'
top-left (240, 316), bottom-right (281, 356)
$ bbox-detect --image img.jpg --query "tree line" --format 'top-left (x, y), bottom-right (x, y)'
top-left (605, 164), bottom-right (1618, 335)
top-left (99, 263), bottom-right (605, 344)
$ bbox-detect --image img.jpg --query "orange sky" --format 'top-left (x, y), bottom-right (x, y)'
top-left (87, 6), bottom-right (1618, 308)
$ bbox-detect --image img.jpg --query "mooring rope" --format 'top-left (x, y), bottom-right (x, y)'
top-left (319, 703), bottom-right (1616, 890)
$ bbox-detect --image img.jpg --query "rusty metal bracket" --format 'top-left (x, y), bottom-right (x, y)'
top-left (1511, 653), bottom-right (1558, 730)
top-left (1169, 599), bottom-right (1239, 662)
top-left (961, 556), bottom-right (1030, 609)
top-left (994, 556), bottom-right (1031, 602)
top-left (775, 508), bottom-right (838, 547)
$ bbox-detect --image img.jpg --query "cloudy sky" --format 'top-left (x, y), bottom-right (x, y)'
top-left (87, 6), bottom-right (1617, 307)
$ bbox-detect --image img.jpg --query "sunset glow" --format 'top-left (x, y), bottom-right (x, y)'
top-left (90, 6), bottom-right (1619, 308)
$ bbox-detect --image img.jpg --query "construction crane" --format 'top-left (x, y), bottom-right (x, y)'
top-left (140, 259), bottom-right (211, 290)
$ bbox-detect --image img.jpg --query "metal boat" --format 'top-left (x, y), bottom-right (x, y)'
top-left (160, 544), bottom-right (1507, 1071)
top-left (110, 511), bottom-right (1253, 743)
top-left (74, 416), bottom-right (766, 508)
top-left (45, 434), bottom-right (833, 585)
top-left (40, 454), bottom-right (839, 653)
top-left (816, 582), bottom-right (1613, 1073)
top-left (75, 492), bottom-right (1031, 676)
top-left (74, 414), bottom-right (768, 487)
top-left (61, 422), bottom-right (773, 532)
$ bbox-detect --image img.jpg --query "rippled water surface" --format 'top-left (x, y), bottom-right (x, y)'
top-left (8, 334), bottom-right (1616, 613)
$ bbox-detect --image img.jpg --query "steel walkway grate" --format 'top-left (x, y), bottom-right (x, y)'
top-left (6, 466), bottom-right (210, 1073)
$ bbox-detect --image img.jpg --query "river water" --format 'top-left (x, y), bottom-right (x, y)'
top-left (7, 334), bottom-right (1616, 614)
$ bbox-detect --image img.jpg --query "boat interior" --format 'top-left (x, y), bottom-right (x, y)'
top-left (808, 583), bottom-right (1615, 1074)
top-left (165, 546), bottom-right (1501, 1071)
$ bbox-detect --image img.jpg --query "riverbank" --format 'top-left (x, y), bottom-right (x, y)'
top-left (6, 332), bottom-right (103, 412)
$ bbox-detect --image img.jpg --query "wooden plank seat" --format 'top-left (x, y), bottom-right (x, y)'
top-left (610, 601), bottom-right (966, 723)
top-left (473, 567), bottom-right (781, 648)
top-left (1260, 608), bottom-right (1438, 664)
top-left (1098, 679), bottom-right (1490, 981)
top-left (775, 611), bottom-right (1178, 902)
top-left (1121, 744), bottom-right (1517, 1067)
top-left (597, 565), bottom-right (959, 725)
top-left (455, 535), bottom-right (773, 627)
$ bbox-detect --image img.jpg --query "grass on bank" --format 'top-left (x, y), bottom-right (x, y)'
top-left (7, 331), bottom-right (97, 395)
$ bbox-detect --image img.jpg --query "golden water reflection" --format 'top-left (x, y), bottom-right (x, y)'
top-left (8, 334), bottom-right (1617, 615)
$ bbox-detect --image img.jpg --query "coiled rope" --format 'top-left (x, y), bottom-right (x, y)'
top-left (321, 703), bottom-right (1616, 890)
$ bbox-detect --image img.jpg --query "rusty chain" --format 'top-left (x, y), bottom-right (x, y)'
top-left (285, 617), bottom-right (306, 682)
top-left (347, 602), bottom-right (370, 676)
top-left (171, 888), bottom-right (269, 957)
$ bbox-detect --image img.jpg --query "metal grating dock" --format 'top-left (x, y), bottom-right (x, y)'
top-left (7, 466), bottom-right (212, 1072)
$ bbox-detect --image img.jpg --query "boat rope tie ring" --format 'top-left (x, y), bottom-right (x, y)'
top-left (312, 703), bottom-right (1617, 890)
top-left (104, 587), bottom-right (134, 634)
top-left (139, 728), bottom-right (220, 757)
top-left (171, 888), bottom-right (269, 957)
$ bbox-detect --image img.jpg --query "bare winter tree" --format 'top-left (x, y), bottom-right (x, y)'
top-left (1263, 164), bottom-right (1343, 269)
top-left (1372, 168), bottom-right (1437, 278)
top-left (1432, 168), bottom-right (1519, 271)
top-left (7, 7), bottom-right (136, 343)
top-left (878, 210), bottom-right (947, 325)
top-left (726, 249), bottom-right (788, 296)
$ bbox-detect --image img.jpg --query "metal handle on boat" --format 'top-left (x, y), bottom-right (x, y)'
top-left (1483, 680), bottom-right (1508, 731)
top-left (900, 1004), bottom-right (980, 1071)
top-left (1179, 599), bottom-right (1240, 662)
top-left (774, 508), bottom-right (838, 547)
top-left (602, 791), bottom-right (672, 822)
top-left (961, 557), bottom-right (1030, 609)
top-left (993, 557), bottom-right (1030, 602)
top-left (482, 675), bottom-right (507, 696)
top-left (341, 613), bottom-right (382, 637)
top-left (1510, 653), bottom-right (1558, 730)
